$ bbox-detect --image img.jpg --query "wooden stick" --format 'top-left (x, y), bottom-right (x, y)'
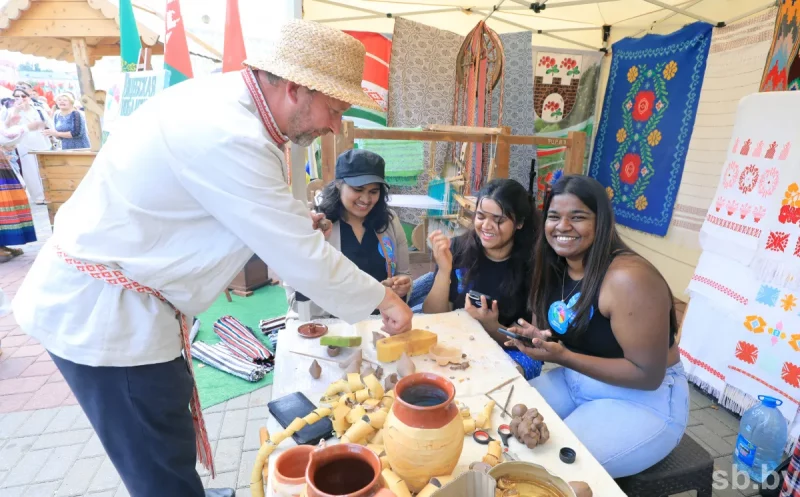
top-left (485, 393), bottom-right (511, 418)
top-left (501, 385), bottom-right (515, 419)
top-left (485, 376), bottom-right (520, 395)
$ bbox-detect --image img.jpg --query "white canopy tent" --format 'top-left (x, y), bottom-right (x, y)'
top-left (304, 0), bottom-right (775, 50)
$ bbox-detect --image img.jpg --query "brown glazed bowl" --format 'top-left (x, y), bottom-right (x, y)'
top-left (305, 443), bottom-right (386, 497)
top-left (391, 372), bottom-right (458, 429)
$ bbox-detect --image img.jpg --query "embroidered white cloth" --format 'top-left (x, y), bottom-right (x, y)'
top-left (687, 251), bottom-right (756, 311)
top-left (12, 71), bottom-right (386, 367)
top-left (698, 94), bottom-right (789, 265)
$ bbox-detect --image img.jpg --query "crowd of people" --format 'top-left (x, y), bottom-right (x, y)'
top-left (0, 82), bottom-right (91, 261)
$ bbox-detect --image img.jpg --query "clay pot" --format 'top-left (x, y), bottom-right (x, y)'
top-left (274, 445), bottom-right (315, 497)
top-left (305, 443), bottom-right (394, 497)
top-left (383, 373), bottom-right (464, 492)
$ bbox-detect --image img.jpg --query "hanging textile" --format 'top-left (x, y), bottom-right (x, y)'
top-left (531, 48), bottom-right (603, 206)
top-left (589, 22), bottom-right (712, 236)
top-left (344, 31), bottom-right (392, 128)
top-left (164, 0), bottom-right (193, 86)
top-left (760, 0), bottom-right (800, 91)
top-left (453, 21), bottom-right (505, 194)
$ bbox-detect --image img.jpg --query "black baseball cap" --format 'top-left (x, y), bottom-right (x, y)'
top-left (335, 149), bottom-right (387, 187)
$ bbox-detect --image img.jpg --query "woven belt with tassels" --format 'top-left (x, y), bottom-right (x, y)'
top-left (54, 245), bottom-right (215, 477)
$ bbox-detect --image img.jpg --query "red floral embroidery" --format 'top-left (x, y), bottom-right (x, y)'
top-left (738, 165), bottom-right (759, 194)
top-left (779, 205), bottom-right (800, 224)
top-left (539, 56), bottom-right (556, 68)
top-left (795, 238), bottom-right (800, 258)
top-left (632, 90), bottom-right (656, 122)
top-left (765, 141), bottom-right (778, 159)
top-left (782, 362), bottom-right (800, 388)
top-left (735, 341), bottom-right (758, 365)
top-left (543, 101), bottom-right (561, 112)
top-left (560, 58), bottom-right (577, 70)
top-left (766, 232), bottom-right (790, 252)
top-left (620, 153), bottom-right (641, 184)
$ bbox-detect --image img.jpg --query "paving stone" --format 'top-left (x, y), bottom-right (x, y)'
top-left (34, 444), bottom-right (83, 483)
top-left (709, 406), bottom-right (742, 432)
top-left (44, 406), bottom-right (84, 434)
top-left (0, 436), bottom-right (37, 471)
top-left (79, 434), bottom-right (106, 459)
top-left (0, 411), bottom-right (32, 439)
top-left (14, 408), bottom-right (59, 438)
top-left (0, 376), bottom-right (48, 396)
top-left (12, 344), bottom-right (46, 359)
top-left (113, 484), bottom-right (130, 497)
top-left (244, 419), bottom-right (265, 451)
top-left (23, 382), bottom-right (73, 410)
top-left (0, 356), bottom-right (38, 380)
top-left (225, 395), bottom-right (250, 411)
top-left (204, 402), bottom-right (225, 414)
top-left (689, 425), bottom-right (734, 457)
top-left (235, 489), bottom-right (252, 497)
top-left (214, 437), bottom-right (244, 473)
top-left (55, 456), bottom-right (103, 497)
top-left (693, 408), bottom-right (736, 438)
top-left (249, 386), bottom-right (272, 407)
top-left (688, 411), bottom-right (702, 427)
top-left (219, 409), bottom-right (248, 439)
top-left (19, 361), bottom-right (57, 378)
top-left (690, 386), bottom-right (715, 409)
top-left (22, 481), bottom-right (62, 497)
top-left (85, 491), bottom-right (116, 497)
top-left (237, 450), bottom-right (259, 489)
top-left (688, 429), bottom-right (722, 458)
top-left (3, 449), bottom-right (52, 487)
top-left (70, 411), bottom-right (92, 431)
top-left (204, 412), bottom-right (224, 441)
top-left (0, 392), bottom-right (34, 413)
top-left (247, 405), bottom-right (269, 421)
top-left (87, 458), bottom-right (120, 493)
top-left (31, 428), bottom-right (93, 450)
top-left (0, 485), bottom-right (25, 497)
top-left (206, 471), bottom-right (237, 491)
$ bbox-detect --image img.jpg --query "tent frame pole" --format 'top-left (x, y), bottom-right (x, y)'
top-left (723, 1), bottom-right (776, 25)
top-left (640, 0), bottom-right (718, 24)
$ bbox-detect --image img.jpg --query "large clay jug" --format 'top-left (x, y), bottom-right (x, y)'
top-left (304, 442), bottom-right (395, 497)
top-left (383, 372), bottom-right (464, 492)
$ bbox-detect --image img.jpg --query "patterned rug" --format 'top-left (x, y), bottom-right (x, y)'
top-left (531, 47), bottom-right (602, 205)
top-left (343, 31), bottom-right (392, 127)
top-left (760, 0), bottom-right (800, 91)
top-left (387, 18), bottom-right (462, 226)
top-left (589, 22), bottom-right (712, 236)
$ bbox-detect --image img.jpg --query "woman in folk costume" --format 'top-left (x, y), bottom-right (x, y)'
top-left (13, 20), bottom-right (412, 497)
top-left (2, 86), bottom-right (53, 204)
top-left (0, 121), bottom-right (41, 260)
top-left (286, 149), bottom-right (412, 318)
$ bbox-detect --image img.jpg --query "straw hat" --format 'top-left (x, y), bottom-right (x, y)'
top-left (244, 19), bottom-right (379, 111)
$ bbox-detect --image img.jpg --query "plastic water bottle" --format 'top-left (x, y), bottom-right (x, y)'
top-left (732, 395), bottom-right (788, 483)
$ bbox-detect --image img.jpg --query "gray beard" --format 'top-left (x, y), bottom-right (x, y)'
top-left (291, 133), bottom-right (315, 147)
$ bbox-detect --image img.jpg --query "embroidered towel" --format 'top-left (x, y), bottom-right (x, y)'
top-left (745, 92), bottom-right (800, 288)
top-left (699, 94), bottom-right (791, 264)
top-left (679, 293), bottom-right (738, 399)
top-left (687, 251), bottom-right (756, 311)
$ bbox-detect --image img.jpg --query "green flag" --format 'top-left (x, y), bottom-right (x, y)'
top-left (119, 0), bottom-right (141, 72)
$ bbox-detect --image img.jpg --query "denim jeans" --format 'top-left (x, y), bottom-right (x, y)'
top-left (530, 361), bottom-right (690, 478)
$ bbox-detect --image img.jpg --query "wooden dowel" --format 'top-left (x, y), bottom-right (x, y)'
top-left (485, 376), bottom-right (520, 395)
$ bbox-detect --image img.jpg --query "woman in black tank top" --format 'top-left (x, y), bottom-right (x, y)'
top-left (504, 175), bottom-right (689, 479)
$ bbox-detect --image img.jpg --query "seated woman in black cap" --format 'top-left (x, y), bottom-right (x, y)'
top-left (286, 149), bottom-right (412, 318)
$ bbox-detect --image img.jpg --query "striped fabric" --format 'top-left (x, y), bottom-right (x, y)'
top-left (213, 315), bottom-right (273, 365)
top-left (0, 152), bottom-right (36, 246)
top-left (191, 341), bottom-right (269, 382)
top-left (781, 434), bottom-right (800, 496)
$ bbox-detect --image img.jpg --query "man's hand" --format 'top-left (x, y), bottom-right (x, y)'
top-left (310, 211), bottom-right (333, 239)
top-left (377, 286), bottom-right (413, 335)
top-left (382, 275), bottom-right (412, 298)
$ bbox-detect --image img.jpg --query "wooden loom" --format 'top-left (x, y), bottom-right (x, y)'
top-left (319, 121), bottom-right (587, 251)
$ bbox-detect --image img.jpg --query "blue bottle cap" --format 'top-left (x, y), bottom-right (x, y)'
top-left (758, 395), bottom-right (783, 408)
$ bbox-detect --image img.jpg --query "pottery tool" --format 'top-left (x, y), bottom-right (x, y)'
top-left (484, 376), bottom-right (519, 395)
top-left (500, 385), bottom-right (514, 419)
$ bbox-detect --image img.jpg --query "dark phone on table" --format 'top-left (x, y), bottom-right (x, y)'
top-left (468, 290), bottom-right (492, 308)
top-left (497, 327), bottom-right (535, 347)
top-left (267, 392), bottom-right (334, 445)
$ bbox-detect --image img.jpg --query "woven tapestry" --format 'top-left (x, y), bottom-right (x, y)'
top-left (387, 17), bottom-right (462, 225)
top-left (531, 47), bottom-right (602, 205)
top-left (590, 22), bottom-right (712, 236)
top-left (491, 32), bottom-right (534, 190)
top-left (344, 31), bottom-right (392, 127)
top-left (760, 0), bottom-right (800, 91)
top-left (665, 8), bottom-right (777, 248)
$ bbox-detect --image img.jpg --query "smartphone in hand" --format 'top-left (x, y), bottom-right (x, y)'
top-left (497, 327), bottom-right (534, 346)
top-left (468, 290), bottom-right (492, 309)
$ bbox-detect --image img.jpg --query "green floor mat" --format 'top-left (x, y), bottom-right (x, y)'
top-left (192, 285), bottom-right (288, 409)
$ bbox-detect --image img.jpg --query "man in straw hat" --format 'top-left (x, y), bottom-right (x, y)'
top-left (13, 19), bottom-right (412, 497)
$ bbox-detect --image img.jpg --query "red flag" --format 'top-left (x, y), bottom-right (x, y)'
top-left (164, 0), bottom-right (193, 85)
top-left (223, 0), bottom-right (247, 73)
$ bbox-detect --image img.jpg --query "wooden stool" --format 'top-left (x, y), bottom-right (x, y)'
top-left (614, 435), bottom-right (713, 497)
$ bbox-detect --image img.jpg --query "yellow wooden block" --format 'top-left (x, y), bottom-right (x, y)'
top-left (376, 329), bottom-right (438, 363)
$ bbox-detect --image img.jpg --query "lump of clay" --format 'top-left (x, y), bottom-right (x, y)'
top-left (374, 366), bottom-right (384, 380)
top-left (397, 352), bottom-right (415, 377)
top-left (327, 346), bottom-right (341, 357)
top-left (384, 373), bottom-right (399, 391)
top-left (511, 403), bottom-right (527, 418)
top-left (509, 407), bottom-right (550, 449)
top-left (309, 360), bottom-right (322, 379)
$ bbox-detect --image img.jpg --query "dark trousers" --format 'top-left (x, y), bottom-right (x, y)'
top-left (50, 352), bottom-right (205, 497)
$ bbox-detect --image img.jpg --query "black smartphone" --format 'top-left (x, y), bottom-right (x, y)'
top-left (267, 392), bottom-right (334, 445)
top-left (497, 327), bottom-right (534, 346)
top-left (468, 290), bottom-right (492, 308)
